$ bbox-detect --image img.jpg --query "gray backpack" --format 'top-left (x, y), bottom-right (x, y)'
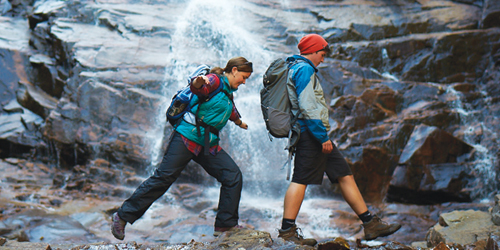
top-left (260, 58), bottom-right (301, 179)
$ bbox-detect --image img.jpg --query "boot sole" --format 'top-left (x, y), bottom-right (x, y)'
top-left (111, 229), bottom-right (125, 240)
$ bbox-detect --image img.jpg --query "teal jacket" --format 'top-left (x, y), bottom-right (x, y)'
top-left (175, 74), bottom-right (236, 147)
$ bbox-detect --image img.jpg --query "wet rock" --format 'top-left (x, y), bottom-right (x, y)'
top-left (0, 16), bottom-right (31, 111)
top-left (28, 0), bottom-right (66, 29)
top-left (398, 125), bottom-right (473, 166)
top-left (43, 77), bottom-right (166, 168)
top-left (329, 95), bottom-right (357, 129)
top-left (343, 101), bottom-right (387, 132)
top-left (29, 53), bottom-right (64, 98)
top-left (332, 29), bottom-right (500, 84)
top-left (399, 83), bottom-right (442, 111)
top-left (388, 162), bottom-right (473, 204)
top-left (347, 145), bottom-right (398, 203)
top-left (312, 1), bottom-right (481, 40)
top-left (402, 109), bottom-right (462, 131)
top-left (486, 234), bottom-right (500, 250)
top-left (326, 209), bottom-right (361, 237)
top-left (481, 0), bottom-right (500, 29)
top-left (491, 194), bottom-right (500, 226)
top-left (49, 18), bottom-right (173, 70)
top-left (0, 104), bottom-right (44, 147)
top-left (426, 210), bottom-right (500, 247)
top-left (339, 86), bottom-right (397, 132)
top-left (387, 124), bottom-right (474, 204)
top-left (16, 81), bottom-right (57, 119)
top-left (360, 86), bottom-right (397, 114)
top-left (211, 229), bottom-right (273, 249)
top-left (0, 208), bottom-right (104, 243)
top-left (89, 165), bottom-right (116, 183)
top-left (318, 236), bottom-right (350, 250)
top-left (0, 222), bottom-right (13, 236)
top-left (319, 60), bottom-right (386, 101)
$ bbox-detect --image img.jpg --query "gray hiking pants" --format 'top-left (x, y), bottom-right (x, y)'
top-left (117, 132), bottom-right (242, 228)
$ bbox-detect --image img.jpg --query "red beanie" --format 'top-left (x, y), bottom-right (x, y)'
top-left (298, 34), bottom-right (328, 54)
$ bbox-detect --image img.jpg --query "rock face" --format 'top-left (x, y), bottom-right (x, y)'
top-left (387, 125), bottom-right (474, 204)
top-left (1, 0), bottom-right (500, 206)
top-left (426, 210), bottom-right (500, 247)
top-left (491, 194), bottom-right (500, 226)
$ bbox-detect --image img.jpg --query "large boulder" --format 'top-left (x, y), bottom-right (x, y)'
top-left (387, 125), bottom-right (474, 204)
top-left (426, 210), bottom-right (500, 247)
top-left (398, 125), bottom-right (473, 166)
top-left (481, 0), bottom-right (500, 29)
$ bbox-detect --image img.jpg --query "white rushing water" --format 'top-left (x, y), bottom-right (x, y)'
top-left (150, 0), bottom-right (298, 197)
top-left (139, 0), bottom-right (354, 241)
top-left (445, 86), bottom-right (498, 197)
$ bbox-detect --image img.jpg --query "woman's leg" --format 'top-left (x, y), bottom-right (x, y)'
top-left (195, 149), bottom-right (242, 228)
top-left (118, 132), bottom-right (193, 223)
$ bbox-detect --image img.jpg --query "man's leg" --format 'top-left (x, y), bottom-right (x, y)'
top-left (337, 175), bottom-right (368, 215)
top-left (283, 182), bottom-right (307, 221)
top-left (278, 131), bottom-right (320, 246)
top-left (325, 147), bottom-right (401, 240)
top-left (278, 182), bottom-right (317, 246)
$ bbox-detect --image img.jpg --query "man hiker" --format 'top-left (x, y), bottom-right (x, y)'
top-left (276, 34), bottom-right (401, 246)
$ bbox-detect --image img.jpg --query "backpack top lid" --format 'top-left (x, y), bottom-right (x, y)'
top-left (166, 64), bottom-right (211, 126)
top-left (263, 58), bottom-right (288, 87)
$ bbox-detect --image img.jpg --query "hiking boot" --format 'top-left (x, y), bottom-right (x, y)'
top-left (278, 224), bottom-right (317, 246)
top-left (213, 225), bottom-right (246, 236)
top-left (363, 215), bottom-right (401, 240)
top-left (111, 212), bottom-right (127, 240)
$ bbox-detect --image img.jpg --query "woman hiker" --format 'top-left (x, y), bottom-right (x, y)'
top-left (111, 56), bottom-right (253, 240)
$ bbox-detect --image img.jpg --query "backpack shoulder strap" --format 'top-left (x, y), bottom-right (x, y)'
top-left (191, 74), bottom-right (234, 155)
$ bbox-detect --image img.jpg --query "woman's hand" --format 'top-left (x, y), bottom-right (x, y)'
top-left (192, 75), bottom-right (209, 89)
top-left (239, 121), bottom-right (248, 130)
top-left (235, 119), bottom-right (248, 130)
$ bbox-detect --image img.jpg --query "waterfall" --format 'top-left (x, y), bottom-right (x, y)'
top-left (445, 86), bottom-right (499, 198)
top-left (150, 0), bottom-right (293, 197)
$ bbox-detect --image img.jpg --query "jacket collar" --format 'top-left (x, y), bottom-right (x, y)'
top-left (220, 75), bottom-right (237, 93)
top-left (286, 55), bottom-right (318, 72)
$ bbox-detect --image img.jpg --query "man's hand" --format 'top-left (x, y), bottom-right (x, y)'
top-left (322, 140), bottom-right (333, 154)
